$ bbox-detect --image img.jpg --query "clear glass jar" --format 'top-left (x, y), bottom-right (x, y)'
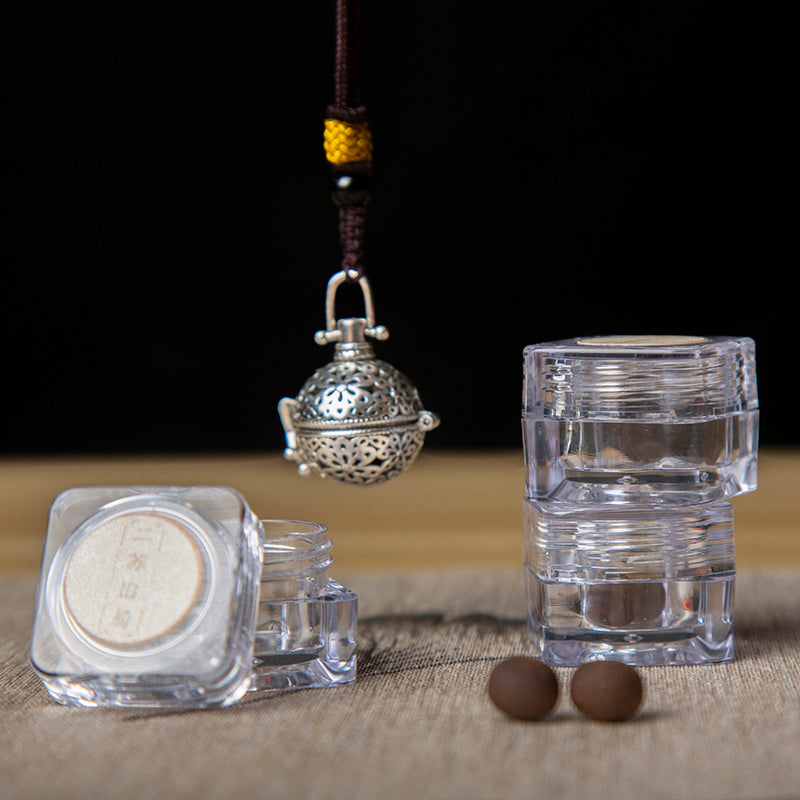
top-left (30, 486), bottom-right (263, 708)
top-left (522, 335), bottom-right (758, 505)
top-left (524, 498), bottom-right (736, 666)
top-left (252, 520), bottom-right (357, 690)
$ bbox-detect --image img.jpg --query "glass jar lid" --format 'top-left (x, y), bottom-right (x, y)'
top-left (523, 335), bottom-right (758, 420)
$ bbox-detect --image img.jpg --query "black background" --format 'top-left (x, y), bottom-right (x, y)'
top-left (4, 2), bottom-right (793, 454)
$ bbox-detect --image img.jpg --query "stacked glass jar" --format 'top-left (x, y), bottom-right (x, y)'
top-left (522, 336), bottom-right (759, 666)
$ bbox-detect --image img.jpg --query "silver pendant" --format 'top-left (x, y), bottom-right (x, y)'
top-left (278, 271), bottom-right (439, 486)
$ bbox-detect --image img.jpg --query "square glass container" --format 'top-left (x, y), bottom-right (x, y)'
top-left (524, 498), bottom-right (736, 666)
top-left (30, 486), bottom-right (263, 708)
top-left (522, 335), bottom-right (759, 505)
top-left (252, 520), bottom-right (357, 690)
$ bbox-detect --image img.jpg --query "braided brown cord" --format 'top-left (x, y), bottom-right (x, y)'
top-left (339, 205), bottom-right (366, 279)
top-left (332, 0), bottom-right (360, 116)
top-left (327, 0), bottom-right (371, 283)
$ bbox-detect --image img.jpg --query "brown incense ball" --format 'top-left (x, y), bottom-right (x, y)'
top-left (488, 657), bottom-right (559, 720)
top-left (570, 661), bottom-right (643, 721)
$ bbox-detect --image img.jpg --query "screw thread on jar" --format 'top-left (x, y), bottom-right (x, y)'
top-left (259, 520), bottom-right (334, 601)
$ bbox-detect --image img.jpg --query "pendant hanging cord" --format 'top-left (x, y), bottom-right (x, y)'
top-left (333, 0), bottom-right (362, 117)
top-left (324, 0), bottom-right (373, 283)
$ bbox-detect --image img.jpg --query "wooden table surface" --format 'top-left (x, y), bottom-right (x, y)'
top-left (1, 448), bottom-right (797, 575)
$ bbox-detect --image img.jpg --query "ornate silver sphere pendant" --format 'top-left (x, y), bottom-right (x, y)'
top-left (278, 271), bottom-right (439, 486)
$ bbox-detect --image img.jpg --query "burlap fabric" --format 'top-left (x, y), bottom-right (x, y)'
top-left (1, 567), bottom-right (799, 800)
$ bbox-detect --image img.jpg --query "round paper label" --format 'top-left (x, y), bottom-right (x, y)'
top-left (576, 335), bottom-right (708, 347)
top-left (63, 512), bottom-right (205, 648)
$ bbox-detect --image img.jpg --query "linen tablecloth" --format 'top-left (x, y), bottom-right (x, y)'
top-left (2, 567), bottom-right (799, 800)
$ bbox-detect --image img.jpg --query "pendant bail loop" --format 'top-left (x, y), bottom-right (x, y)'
top-left (314, 270), bottom-right (389, 345)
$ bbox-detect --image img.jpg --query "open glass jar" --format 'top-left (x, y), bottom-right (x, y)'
top-left (252, 520), bottom-right (357, 690)
top-left (30, 489), bottom-right (357, 708)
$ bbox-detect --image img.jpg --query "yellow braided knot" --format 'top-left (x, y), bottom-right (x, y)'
top-left (324, 118), bottom-right (373, 164)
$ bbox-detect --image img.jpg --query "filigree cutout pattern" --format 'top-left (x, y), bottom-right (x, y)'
top-left (299, 430), bottom-right (426, 485)
top-left (297, 360), bottom-right (422, 423)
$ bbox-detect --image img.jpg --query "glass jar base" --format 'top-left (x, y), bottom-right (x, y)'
top-left (250, 581), bottom-right (357, 691)
top-left (529, 626), bottom-right (735, 667)
top-left (526, 571), bottom-right (735, 667)
top-left (522, 416), bottom-right (759, 505)
top-left (250, 651), bottom-right (357, 691)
